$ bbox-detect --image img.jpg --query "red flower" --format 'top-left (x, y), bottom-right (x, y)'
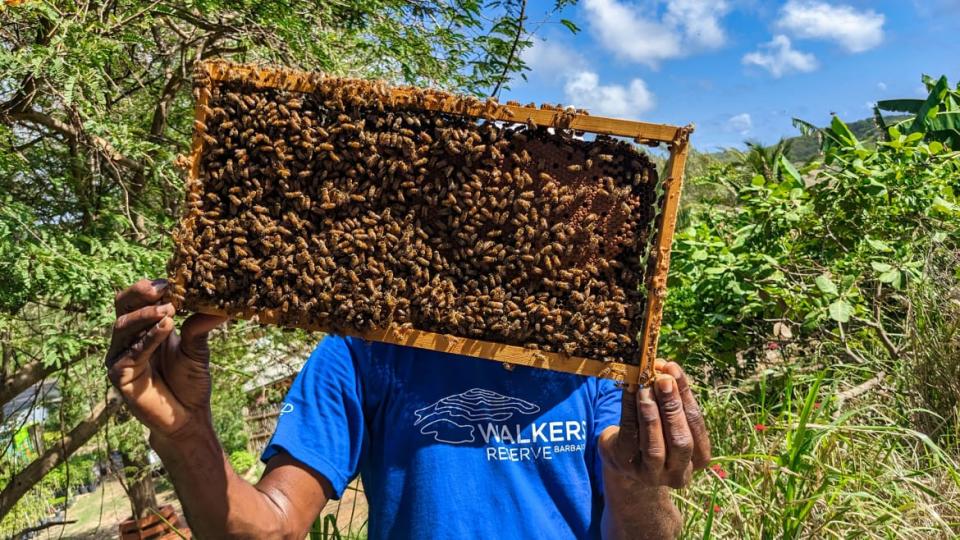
top-left (713, 504), bottom-right (721, 513)
top-left (754, 423), bottom-right (768, 432)
top-left (766, 341), bottom-right (780, 350)
top-left (814, 401), bottom-right (822, 409)
top-left (710, 463), bottom-right (727, 479)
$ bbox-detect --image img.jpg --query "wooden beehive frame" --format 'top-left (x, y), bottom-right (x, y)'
top-left (173, 60), bottom-right (692, 386)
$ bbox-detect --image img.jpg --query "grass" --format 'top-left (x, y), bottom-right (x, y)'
top-left (677, 361), bottom-right (960, 539)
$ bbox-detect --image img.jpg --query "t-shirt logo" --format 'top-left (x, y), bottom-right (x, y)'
top-left (414, 388), bottom-right (587, 462)
top-left (414, 388), bottom-right (540, 444)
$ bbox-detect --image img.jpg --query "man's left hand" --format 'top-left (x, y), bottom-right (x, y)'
top-left (599, 360), bottom-right (711, 489)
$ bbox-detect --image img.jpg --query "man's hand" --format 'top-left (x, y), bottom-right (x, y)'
top-left (599, 360), bottom-right (711, 489)
top-left (105, 278), bottom-right (226, 439)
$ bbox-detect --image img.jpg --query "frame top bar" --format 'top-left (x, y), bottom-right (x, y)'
top-left (201, 61), bottom-right (686, 144)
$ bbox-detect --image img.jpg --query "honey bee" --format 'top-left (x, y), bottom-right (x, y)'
top-left (178, 74), bottom-right (659, 365)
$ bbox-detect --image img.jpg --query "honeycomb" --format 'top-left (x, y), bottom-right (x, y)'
top-left (168, 74), bottom-right (661, 363)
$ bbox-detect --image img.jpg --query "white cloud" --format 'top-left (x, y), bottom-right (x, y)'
top-left (665, 0), bottom-right (729, 48)
top-left (778, 0), bottom-right (885, 53)
top-left (521, 39), bottom-right (656, 118)
top-left (582, 0), bottom-right (730, 67)
top-left (742, 35), bottom-right (818, 78)
top-left (727, 113), bottom-right (752, 134)
top-left (522, 39), bottom-right (587, 79)
top-left (563, 71), bottom-right (655, 117)
top-left (877, 81), bottom-right (887, 91)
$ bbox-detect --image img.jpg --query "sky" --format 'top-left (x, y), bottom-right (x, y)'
top-left (502, 0), bottom-right (960, 151)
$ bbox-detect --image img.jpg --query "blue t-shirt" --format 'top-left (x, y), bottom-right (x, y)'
top-left (262, 335), bottom-right (622, 539)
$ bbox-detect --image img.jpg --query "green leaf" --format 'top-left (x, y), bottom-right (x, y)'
top-left (932, 196), bottom-right (959, 216)
top-left (828, 299), bottom-right (853, 323)
top-left (863, 179), bottom-right (887, 196)
top-left (751, 175), bottom-right (765, 187)
top-left (876, 99), bottom-right (925, 114)
top-left (815, 274), bottom-right (838, 296)
top-left (905, 131), bottom-right (925, 143)
top-left (560, 19), bottom-right (581, 33)
top-left (779, 155), bottom-right (802, 184)
top-left (870, 262), bottom-right (893, 272)
top-left (866, 238), bottom-right (892, 252)
top-left (912, 75), bottom-right (950, 133)
top-left (879, 268), bottom-right (903, 289)
top-left (830, 116), bottom-right (860, 147)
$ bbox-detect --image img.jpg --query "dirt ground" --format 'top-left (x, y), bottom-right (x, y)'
top-left (34, 479), bottom-right (185, 540)
top-left (32, 471), bottom-right (368, 539)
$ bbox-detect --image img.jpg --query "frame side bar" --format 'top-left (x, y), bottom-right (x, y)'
top-left (635, 126), bottom-right (693, 386)
top-left (167, 76), bottom-right (213, 308)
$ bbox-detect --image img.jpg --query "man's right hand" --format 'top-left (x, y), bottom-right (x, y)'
top-left (105, 279), bottom-right (227, 440)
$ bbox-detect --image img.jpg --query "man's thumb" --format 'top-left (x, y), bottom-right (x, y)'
top-left (179, 313), bottom-right (228, 360)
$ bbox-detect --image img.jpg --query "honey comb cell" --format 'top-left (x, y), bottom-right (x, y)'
top-left (168, 63), bottom-right (684, 374)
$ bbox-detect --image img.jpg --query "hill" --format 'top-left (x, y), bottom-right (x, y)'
top-left (783, 114), bottom-right (911, 163)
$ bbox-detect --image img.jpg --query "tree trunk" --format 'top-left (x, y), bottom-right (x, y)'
top-left (121, 450), bottom-right (159, 520)
top-left (0, 389), bottom-right (122, 519)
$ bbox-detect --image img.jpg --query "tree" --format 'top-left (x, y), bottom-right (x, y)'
top-left (1, 0), bottom-right (559, 523)
top-left (735, 138), bottom-right (795, 183)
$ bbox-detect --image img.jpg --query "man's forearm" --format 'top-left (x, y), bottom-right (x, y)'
top-left (601, 464), bottom-right (681, 540)
top-left (150, 423), bottom-right (290, 539)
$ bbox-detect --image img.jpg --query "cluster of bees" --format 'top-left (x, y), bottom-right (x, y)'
top-left (168, 76), bottom-right (660, 363)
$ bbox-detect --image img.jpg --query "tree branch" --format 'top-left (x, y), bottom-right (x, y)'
top-left (490, 0), bottom-right (527, 98)
top-left (836, 371), bottom-right (886, 409)
top-left (6, 109), bottom-right (143, 173)
top-left (11, 519), bottom-right (78, 538)
top-left (0, 344), bottom-right (99, 409)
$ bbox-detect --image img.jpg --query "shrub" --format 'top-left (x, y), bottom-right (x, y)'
top-left (229, 450), bottom-right (257, 475)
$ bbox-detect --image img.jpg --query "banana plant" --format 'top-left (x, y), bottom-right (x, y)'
top-left (874, 75), bottom-right (960, 148)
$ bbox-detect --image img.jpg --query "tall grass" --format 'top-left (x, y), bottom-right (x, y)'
top-left (679, 361), bottom-right (960, 538)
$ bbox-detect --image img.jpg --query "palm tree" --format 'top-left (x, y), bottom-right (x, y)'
top-left (736, 138), bottom-right (794, 182)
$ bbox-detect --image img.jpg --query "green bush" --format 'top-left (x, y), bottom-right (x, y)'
top-left (229, 450), bottom-right (257, 475)
top-left (663, 83), bottom-right (960, 376)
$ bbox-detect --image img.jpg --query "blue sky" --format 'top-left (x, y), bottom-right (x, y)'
top-left (502, 0), bottom-right (960, 151)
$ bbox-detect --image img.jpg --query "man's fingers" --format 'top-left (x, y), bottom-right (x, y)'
top-left (115, 279), bottom-right (168, 316)
top-left (107, 303), bottom-right (176, 364)
top-left (662, 361), bottom-right (712, 469)
top-left (135, 316), bottom-right (174, 361)
top-left (637, 385), bottom-right (666, 473)
top-left (178, 313), bottom-right (228, 360)
top-left (109, 317), bottom-right (175, 388)
top-left (655, 375), bottom-right (694, 488)
top-left (114, 303), bottom-right (175, 339)
top-left (619, 387), bottom-right (640, 440)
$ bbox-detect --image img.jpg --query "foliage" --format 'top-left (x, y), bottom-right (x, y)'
top-left (678, 365), bottom-right (960, 538)
top-left (228, 449), bottom-right (256, 475)
top-left (2, 0), bottom-right (959, 536)
top-left (666, 75), bottom-right (960, 537)
top-left (875, 75), bottom-right (960, 149)
top-left (663, 75), bottom-right (960, 376)
top-left (1, 0), bottom-right (558, 526)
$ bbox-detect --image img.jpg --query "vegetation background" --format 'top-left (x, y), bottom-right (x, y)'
top-left (1, 0), bottom-right (958, 538)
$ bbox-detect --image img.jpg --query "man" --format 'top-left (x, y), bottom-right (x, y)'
top-left (106, 278), bottom-right (711, 539)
